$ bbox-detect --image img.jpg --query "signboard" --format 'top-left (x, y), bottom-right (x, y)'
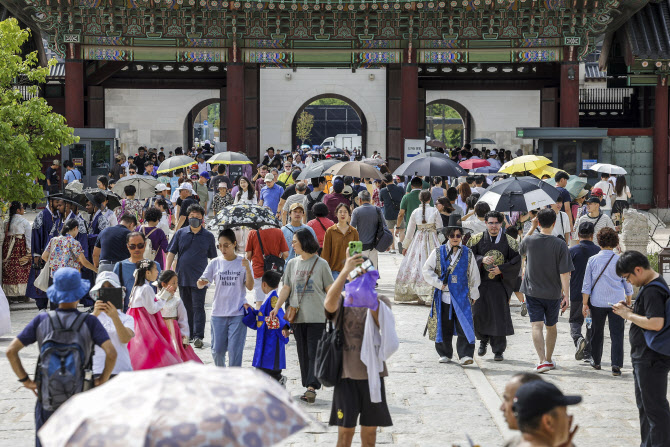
top-left (582, 159), bottom-right (597, 170)
top-left (516, 129), bottom-right (525, 138)
top-left (203, 120), bottom-right (208, 126)
top-left (73, 158), bottom-right (84, 167)
top-left (404, 139), bottom-right (425, 160)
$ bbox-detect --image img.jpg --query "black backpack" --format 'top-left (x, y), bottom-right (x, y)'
top-left (36, 311), bottom-right (94, 411)
top-left (305, 191), bottom-right (325, 221)
top-left (256, 230), bottom-right (285, 276)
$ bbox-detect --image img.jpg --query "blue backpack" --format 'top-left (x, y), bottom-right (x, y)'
top-left (36, 311), bottom-right (94, 411)
top-left (641, 280), bottom-right (670, 357)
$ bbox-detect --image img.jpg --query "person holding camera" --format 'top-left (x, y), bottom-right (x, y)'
top-left (90, 271), bottom-right (135, 378)
top-left (572, 190), bottom-right (615, 247)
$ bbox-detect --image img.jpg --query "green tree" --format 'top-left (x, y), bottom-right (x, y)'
top-left (310, 98), bottom-right (348, 106)
top-left (295, 110), bottom-right (314, 144)
top-left (0, 18), bottom-right (77, 204)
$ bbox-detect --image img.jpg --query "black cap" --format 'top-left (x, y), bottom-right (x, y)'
top-left (513, 381), bottom-right (581, 422)
top-left (578, 221), bottom-right (595, 236)
top-left (587, 196), bottom-right (601, 204)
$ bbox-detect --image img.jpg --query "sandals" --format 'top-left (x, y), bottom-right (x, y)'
top-left (300, 389), bottom-right (316, 403)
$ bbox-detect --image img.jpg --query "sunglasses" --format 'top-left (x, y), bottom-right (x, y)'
top-left (128, 243), bottom-right (145, 250)
top-left (129, 171), bottom-right (136, 175)
top-left (449, 234), bottom-right (462, 239)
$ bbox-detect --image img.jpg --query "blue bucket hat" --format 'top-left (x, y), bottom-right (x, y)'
top-left (47, 267), bottom-right (90, 304)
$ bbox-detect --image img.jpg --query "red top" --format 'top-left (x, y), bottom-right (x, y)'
top-left (245, 228), bottom-right (289, 278)
top-left (307, 217), bottom-right (335, 247)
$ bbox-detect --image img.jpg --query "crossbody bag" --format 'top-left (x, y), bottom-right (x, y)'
top-left (588, 253), bottom-right (616, 298)
top-left (285, 256), bottom-right (319, 324)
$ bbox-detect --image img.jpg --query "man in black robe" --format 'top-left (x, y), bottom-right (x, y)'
top-left (467, 210), bottom-right (521, 361)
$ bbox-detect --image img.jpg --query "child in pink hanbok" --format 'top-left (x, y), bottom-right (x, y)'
top-left (127, 260), bottom-right (181, 370)
top-left (156, 270), bottom-right (202, 363)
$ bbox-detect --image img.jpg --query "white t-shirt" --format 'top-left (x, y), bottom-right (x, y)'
top-left (615, 186), bottom-right (630, 201)
top-left (593, 180), bottom-right (614, 210)
top-left (92, 311), bottom-right (135, 375)
top-left (201, 256), bottom-right (248, 317)
top-left (552, 211), bottom-right (571, 239)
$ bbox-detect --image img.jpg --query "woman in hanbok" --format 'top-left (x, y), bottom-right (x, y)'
top-left (127, 259), bottom-right (181, 370)
top-left (156, 270), bottom-right (202, 363)
top-left (2, 202), bottom-right (32, 299)
top-left (395, 191), bottom-right (443, 304)
top-left (232, 176), bottom-right (257, 253)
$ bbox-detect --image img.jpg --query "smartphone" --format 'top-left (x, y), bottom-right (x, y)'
top-left (98, 287), bottom-right (123, 310)
top-left (361, 259), bottom-right (376, 271)
top-left (349, 241), bottom-right (363, 257)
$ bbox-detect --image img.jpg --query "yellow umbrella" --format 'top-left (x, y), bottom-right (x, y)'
top-left (530, 165), bottom-right (565, 179)
top-left (499, 155), bottom-right (552, 174)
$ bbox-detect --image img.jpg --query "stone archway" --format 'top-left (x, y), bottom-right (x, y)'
top-left (183, 97), bottom-right (220, 150)
top-left (425, 99), bottom-right (475, 147)
top-left (291, 94), bottom-right (368, 155)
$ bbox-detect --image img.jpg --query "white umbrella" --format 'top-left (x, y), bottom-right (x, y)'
top-left (39, 363), bottom-right (312, 447)
top-left (111, 175), bottom-right (159, 200)
top-left (589, 163), bottom-right (627, 175)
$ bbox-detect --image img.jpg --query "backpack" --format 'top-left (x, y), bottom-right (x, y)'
top-left (306, 191), bottom-right (326, 221)
top-left (141, 226), bottom-right (159, 260)
top-left (641, 279), bottom-right (670, 356)
top-left (36, 311), bottom-right (94, 411)
top-left (256, 230), bottom-right (285, 276)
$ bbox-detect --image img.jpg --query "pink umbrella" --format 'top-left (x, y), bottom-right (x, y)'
top-left (459, 159), bottom-right (491, 170)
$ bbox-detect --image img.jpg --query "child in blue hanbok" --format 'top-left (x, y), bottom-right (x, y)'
top-left (242, 271), bottom-right (289, 384)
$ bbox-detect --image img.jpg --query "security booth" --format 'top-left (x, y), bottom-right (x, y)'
top-left (61, 129), bottom-right (118, 189)
top-left (516, 127), bottom-right (653, 207)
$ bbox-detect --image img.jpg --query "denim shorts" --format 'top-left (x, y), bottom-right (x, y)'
top-left (526, 296), bottom-right (561, 326)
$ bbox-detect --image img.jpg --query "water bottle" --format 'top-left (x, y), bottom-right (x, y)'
top-left (83, 370), bottom-right (93, 391)
top-left (585, 310), bottom-right (592, 330)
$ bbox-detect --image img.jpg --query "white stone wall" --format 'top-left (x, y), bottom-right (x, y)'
top-left (259, 68), bottom-right (387, 158)
top-left (426, 90), bottom-right (540, 151)
top-left (105, 88), bottom-right (219, 154)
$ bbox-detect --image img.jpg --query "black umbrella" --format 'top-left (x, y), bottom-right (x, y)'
top-left (478, 176), bottom-right (560, 212)
top-left (207, 204), bottom-right (280, 231)
top-left (325, 147), bottom-right (346, 155)
top-left (393, 152), bottom-right (467, 178)
top-left (296, 159), bottom-right (341, 180)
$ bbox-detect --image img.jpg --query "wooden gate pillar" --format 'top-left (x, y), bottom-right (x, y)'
top-left (560, 47), bottom-right (579, 128)
top-left (654, 76), bottom-right (669, 207)
top-left (65, 43), bottom-right (85, 128)
top-left (401, 48), bottom-right (419, 145)
top-left (226, 47), bottom-right (245, 152)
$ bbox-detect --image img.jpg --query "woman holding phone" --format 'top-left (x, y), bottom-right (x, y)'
top-left (321, 203), bottom-right (359, 280)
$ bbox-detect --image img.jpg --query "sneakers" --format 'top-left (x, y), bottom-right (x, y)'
top-left (575, 337), bottom-right (586, 361)
top-left (460, 356), bottom-right (474, 366)
top-left (521, 302), bottom-right (528, 317)
top-left (612, 366), bottom-right (622, 376)
top-left (439, 356), bottom-right (451, 363)
top-left (535, 361), bottom-right (554, 373)
top-left (193, 337), bottom-right (204, 349)
top-left (478, 340), bottom-right (488, 357)
top-left (494, 353), bottom-right (504, 362)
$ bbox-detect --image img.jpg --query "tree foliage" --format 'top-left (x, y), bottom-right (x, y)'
top-left (0, 18), bottom-right (77, 204)
top-left (310, 98), bottom-right (348, 106)
top-left (295, 110), bottom-right (314, 144)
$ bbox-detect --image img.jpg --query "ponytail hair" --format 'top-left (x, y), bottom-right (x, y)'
top-left (61, 219), bottom-right (79, 236)
top-left (133, 259), bottom-right (155, 287)
top-left (7, 201), bottom-right (21, 231)
top-left (419, 190), bottom-right (431, 224)
top-left (157, 269), bottom-right (177, 290)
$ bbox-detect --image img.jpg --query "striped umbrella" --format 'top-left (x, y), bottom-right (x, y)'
top-left (479, 176), bottom-right (560, 212)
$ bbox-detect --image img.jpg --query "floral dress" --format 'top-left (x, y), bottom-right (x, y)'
top-left (212, 192), bottom-right (234, 216)
top-left (115, 198), bottom-right (144, 223)
top-left (47, 234), bottom-right (84, 277)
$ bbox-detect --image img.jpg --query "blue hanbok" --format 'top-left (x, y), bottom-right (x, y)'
top-left (26, 208), bottom-right (55, 305)
top-left (242, 291), bottom-right (289, 371)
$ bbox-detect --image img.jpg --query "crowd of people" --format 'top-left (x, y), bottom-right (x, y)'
top-left (1, 141), bottom-right (669, 447)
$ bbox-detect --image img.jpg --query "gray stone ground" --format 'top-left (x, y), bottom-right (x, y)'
top-left (1, 236), bottom-right (665, 446)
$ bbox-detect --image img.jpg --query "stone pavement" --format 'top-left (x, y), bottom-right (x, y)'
top-left (0, 250), bottom-right (659, 447)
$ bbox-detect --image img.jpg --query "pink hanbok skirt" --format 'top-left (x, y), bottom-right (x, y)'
top-left (165, 318), bottom-right (203, 364)
top-left (127, 307), bottom-right (181, 370)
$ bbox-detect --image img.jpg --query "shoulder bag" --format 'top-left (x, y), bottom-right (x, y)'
top-left (285, 256), bottom-right (319, 324)
top-left (314, 297), bottom-right (345, 387)
top-left (588, 253), bottom-right (616, 297)
top-left (256, 229), bottom-right (285, 275)
top-left (641, 279), bottom-right (670, 356)
top-left (35, 238), bottom-right (56, 292)
top-left (373, 207), bottom-right (394, 252)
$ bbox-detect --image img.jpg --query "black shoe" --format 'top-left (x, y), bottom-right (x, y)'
top-left (589, 359), bottom-right (601, 370)
top-left (520, 302), bottom-right (528, 317)
top-left (612, 366), bottom-right (622, 376)
top-left (575, 337), bottom-right (586, 361)
top-left (478, 341), bottom-right (488, 357)
top-left (494, 352), bottom-right (504, 361)
top-left (193, 337), bottom-right (204, 349)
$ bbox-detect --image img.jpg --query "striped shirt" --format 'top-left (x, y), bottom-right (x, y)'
top-left (572, 213), bottom-right (615, 247)
top-left (582, 250), bottom-right (633, 308)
